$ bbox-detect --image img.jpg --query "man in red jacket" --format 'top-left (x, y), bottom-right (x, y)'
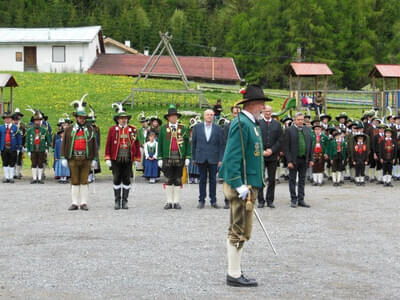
top-left (105, 103), bottom-right (141, 210)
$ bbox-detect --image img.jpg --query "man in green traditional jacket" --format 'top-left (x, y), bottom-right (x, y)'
top-left (26, 111), bottom-right (51, 184)
top-left (157, 104), bottom-right (191, 210)
top-left (219, 85), bottom-right (271, 287)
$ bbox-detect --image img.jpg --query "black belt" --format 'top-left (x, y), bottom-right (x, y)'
top-left (297, 156), bottom-right (306, 159)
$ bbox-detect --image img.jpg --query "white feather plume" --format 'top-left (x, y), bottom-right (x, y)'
top-left (25, 105), bottom-right (36, 115)
top-left (112, 102), bottom-right (124, 114)
top-left (70, 93), bottom-right (88, 111)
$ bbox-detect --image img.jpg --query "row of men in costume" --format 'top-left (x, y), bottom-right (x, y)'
top-left (0, 108), bottom-right (53, 184)
top-left (0, 103), bottom-right (101, 185)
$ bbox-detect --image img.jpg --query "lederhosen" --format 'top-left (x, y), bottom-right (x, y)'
top-left (111, 126), bottom-right (132, 186)
top-left (31, 127), bottom-right (45, 168)
top-left (312, 135), bottom-right (324, 173)
top-left (163, 127), bottom-right (184, 186)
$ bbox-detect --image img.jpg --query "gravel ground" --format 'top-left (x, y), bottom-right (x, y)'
top-left (0, 175), bottom-right (399, 300)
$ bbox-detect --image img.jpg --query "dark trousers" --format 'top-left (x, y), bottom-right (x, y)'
top-left (164, 165), bottom-right (183, 186)
top-left (355, 162), bottom-right (366, 177)
top-left (1, 149), bottom-right (17, 167)
top-left (198, 161), bottom-right (217, 204)
top-left (289, 158), bottom-right (307, 204)
top-left (258, 160), bottom-right (277, 205)
top-left (111, 160), bottom-right (132, 186)
top-left (382, 161), bottom-right (393, 175)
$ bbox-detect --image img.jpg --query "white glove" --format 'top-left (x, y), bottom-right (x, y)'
top-left (45, 149), bottom-right (48, 154)
top-left (185, 159), bottom-right (190, 166)
top-left (158, 160), bottom-right (163, 168)
top-left (91, 160), bottom-right (97, 169)
top-left (28, 152), bottom-right (31, 158)
top-left (236, 185), bottom-right (249, 200)
top-left (23, 147), bottom-right (27, 152)
top-left (17, 150), bottom-right (20, 155)
top-left (134, 161), bottom-right (140, 169)
top-left (105, 160), bottom-right (112, 168)
top-left (61, 159), bottom-right (68, 168)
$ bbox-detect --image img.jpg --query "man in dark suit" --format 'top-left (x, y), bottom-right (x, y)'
top-left (257, 105), bottom-right (283, 208)
top-left (283, 112), bottom-right (314, 208)
top-left (192, 109), bottom-right (224, 208)
top-left (222, 106), bottom-right (240, 209)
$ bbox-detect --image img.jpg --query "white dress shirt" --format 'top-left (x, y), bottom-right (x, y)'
top-left (204, 122), bottom-right (212, 142)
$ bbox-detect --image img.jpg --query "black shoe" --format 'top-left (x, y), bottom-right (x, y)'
top-left (68, 204), bottom-right (79, 211)
top-left (226, 274), bottom-right (258, 287)
top-left (224, 202), bottom-right (230, 209)
top-left (211, 203), bottom-right (220, 209)
top-left (298, 202), bottom-right (311, 208)
top-left (115, 200), bottom-right (121, 210)
top-left (312, 182), bottom-right (318, 186)
top-left (164, 203), bottom-right (173, 210)
top-left (197, 202), bottom-right (205, 209)
top-left (174, 203), bottom-right (182, 209)
top-left (267, 203), bottom-right (275, 209)
top-left (37, 180), bottom-right (44, 184)
top-left (388, 182), bottom-right (393, 187)
top-left (8, 179), bottom-right (14, 184)
top-left (30, 180), bottom-right (37, 184)
top-left (122, 189), bottom-right (129, 209)
top-left (121, 200), bottom-right (129, 209)
top-left (257, 202), bottom-right (265, 208)
top-left (2, 179), bottom-right (9, 183)
top-left (291, 203), bottom-right (297, 208)
top-left (80, 204), bottom-right (89, 211)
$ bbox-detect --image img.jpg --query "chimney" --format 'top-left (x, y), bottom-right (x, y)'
top-left (125, 41), bottom-right (131, 48)
top-left (144, 46), bottom-right (149, 56)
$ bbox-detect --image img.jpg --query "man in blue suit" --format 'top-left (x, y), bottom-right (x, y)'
top-left (0, 111), bottom-right (22, 183)
top-left (192, 109), bottom-right (224, 208)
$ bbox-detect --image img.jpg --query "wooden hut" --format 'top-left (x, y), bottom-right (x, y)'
top-left (288, 62), bottom-right (333, 111)
top-left (0, 74), bottom-right (18, 114)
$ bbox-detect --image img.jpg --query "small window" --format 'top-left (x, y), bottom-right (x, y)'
top-left (52, 46), bottom-right (65, 62)
top-left (16, 52), bottom-right (22, 61)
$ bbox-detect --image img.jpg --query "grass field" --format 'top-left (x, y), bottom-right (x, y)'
top-left (1, 71), bottom-right (369, 174)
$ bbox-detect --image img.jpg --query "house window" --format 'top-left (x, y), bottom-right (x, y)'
top-left (52, 46), bottom-right (65, 62)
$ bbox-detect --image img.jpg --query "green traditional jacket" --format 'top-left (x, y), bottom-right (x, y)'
top-left (328, 139), bottom-right (347, 160)
top-left (157, 123), bottom-right (191, 159)
top-left (218, 112), bottom-right (264, 189)
top-left (311, 132), bottom-right (329, 155)
top-left (26, 126), bottom-right (51, 152)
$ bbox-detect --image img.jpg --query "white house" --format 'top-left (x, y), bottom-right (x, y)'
top-left (104, 37), bottom-right (142, 55)
top-left (0, 26), bottom-right (105, 73)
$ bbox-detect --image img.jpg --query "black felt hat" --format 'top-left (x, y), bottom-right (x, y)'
top-left (235, 84), bottom-right (272, 106)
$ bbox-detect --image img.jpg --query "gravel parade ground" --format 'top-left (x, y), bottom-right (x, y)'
top-left (0, 176), bottom-right (399, 300)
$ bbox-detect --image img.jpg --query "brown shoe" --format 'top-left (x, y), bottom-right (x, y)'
top-left (80, 204), bottom-right (89, 211)
top-left (68, 204), bottom-right (79, 211)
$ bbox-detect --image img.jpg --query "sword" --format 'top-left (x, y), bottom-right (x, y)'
top-left (253, 207), bottom-right (277, 255)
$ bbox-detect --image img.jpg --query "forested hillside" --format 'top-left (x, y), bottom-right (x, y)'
top-left (1, 0), bottom-right (400, 89)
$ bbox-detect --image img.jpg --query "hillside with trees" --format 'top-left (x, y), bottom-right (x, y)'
top-left (1, 0), bottom-right (400, 89)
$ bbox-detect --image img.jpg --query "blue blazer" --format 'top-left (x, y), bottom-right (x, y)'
top-left (192, 122), bottom-right (224, 164)
top-left (0, 124), bottom-right (22, 151)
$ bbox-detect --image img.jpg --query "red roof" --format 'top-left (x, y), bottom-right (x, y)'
top-left (88, 54), bottom-right (240, 82)
top-left (369, 64), bottom-right (400, 78)
top-left (289, 62), bottom-right (333, 76)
